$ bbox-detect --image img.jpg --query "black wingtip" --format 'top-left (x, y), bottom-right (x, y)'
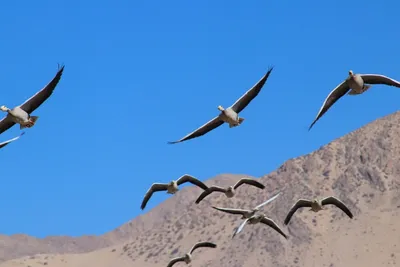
top-left (57, 63), bottom-right (65, 72)
top-left (167, 141), bottom-right (178, 145)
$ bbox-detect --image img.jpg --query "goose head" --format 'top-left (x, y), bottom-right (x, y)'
top-left (169, 180), bottom-right (178, 187)
top-left (217, 105), bottom-right (225, 111)
top-left (312, 198), bottom-right (324, 210)
top-left (348, 70), bottom-right (354, 76)
top-left (0, 105), bottom-right (9, 112)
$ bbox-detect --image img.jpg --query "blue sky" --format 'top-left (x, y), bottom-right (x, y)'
top-left (0, 0), bottom-right (399, 237)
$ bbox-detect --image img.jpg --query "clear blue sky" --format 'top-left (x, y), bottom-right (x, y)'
top-left (0, 0), bottom-right (399, 238)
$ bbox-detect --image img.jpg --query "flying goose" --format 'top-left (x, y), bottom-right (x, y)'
top-left (166, 241), bottom-right (217, 267)
top-left (284, 196), bottom-right (353, 225)
top-left (168, 67), bottom-right (274, 144)
top-left (0, 132), bottom-right (25, 149)
top-left (232, 213), bottom-right (287, 239)
top-left (140, 174), bottom-right (208, 210)
top-left (0, 65), bottom-right (65, 135)
top-left (195, 178), bottom-right (265, 204)
top-left (212, 192), bottom-right (281, 219)
top-left (309, 70), bottom-right (400, 130)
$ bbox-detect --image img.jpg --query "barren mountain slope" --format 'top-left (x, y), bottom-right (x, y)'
top-left (2, 111), bottom-right (400, 267)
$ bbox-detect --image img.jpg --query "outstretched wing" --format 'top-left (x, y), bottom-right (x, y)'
top-left (229, 67), bottom-right (274, 113)
top-left (166, 257), bottom-right (186, 267)
top-left (0, 132), bottom-right (25, 149)
top-left (232, 218), bottom-right (250, 238)
top-left (254, 192), bottom-right (281, 210)
top-left (0, 117), bottom-right (16, 136)
top-left (212, 206), bottom-right (249, 216)
top-left (361, 74), bottom-right (400, 87)
top-left (195, 186), bottom-right (226, 204)
top-left (233, 178), bottom-right (265, 190)
top-left (260, 217), bottom-right (288, 239)
top-left (176, 174), bottom-right (208, 190)
top-left (140, 183), bottom-right (169, 210)
top-left (284, 199), bottom-right (313, 225)
top-left (19, 65), bottom-right (65, 114)
top-left (189, 241), bottom-right (217, 254)
top-left (309, 80), bottom-right (350, 130)
top-left (167, 116), bottom-right (224, 144)
top-left (321, 196), bottom-right (353, 219)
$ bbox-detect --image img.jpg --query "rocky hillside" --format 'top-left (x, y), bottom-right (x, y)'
top-left (1, 111), bottom-right (400, 266)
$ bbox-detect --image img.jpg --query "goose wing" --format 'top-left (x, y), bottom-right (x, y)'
top-left (309, 80), bottom-right (350, 130)
top-left (229, 67), bottom-right (274, 113)
top-left (0, 132), bottom-right (25, 149)
top-left (212, 206), bottom-right (250, 216)
top-left (189, 241), bottom-right (217, 254)
top-left (321, 196), bottom-right (353, 219)
top-left (232, 218), bottom-right (250, 238)
top-left (260, 216), bottom-right (288, 239)
top-left (284, 199), bottom-right (313, 225)
top-left (360, 74), bottom-right (400, 87)
top-left (140, 183), bottom-right (169, 210)
top-left (254, 192), bottom-right (281, 209)
top-left (195, 186), bottom-right (226, 204)
top-left (0, 117), bottom-right (16, 136)
top-left (19, 65), bottom-right (65, 114)
top-left (176, 174), bottom-right (208, 190)
top-left (167, 116), bottom-right (224, 144)
top-left (233, 178), bottom-right (265, 190)
top-left (166, 257), bottom-right (186, 267)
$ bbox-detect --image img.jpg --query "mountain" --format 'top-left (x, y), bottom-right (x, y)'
top-left (1, 111), bottom-right (400, 267)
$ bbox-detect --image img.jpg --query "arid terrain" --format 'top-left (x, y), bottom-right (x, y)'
top-left (1, 111), bottom-right (400, 267)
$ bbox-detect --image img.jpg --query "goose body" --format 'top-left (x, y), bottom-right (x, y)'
top-left (166, 180), bottom-right (179, 194)
top-left (217, 105), bottom-right (243, 128)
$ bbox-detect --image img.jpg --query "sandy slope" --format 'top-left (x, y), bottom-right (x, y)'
top-left (2, 111), bottom-right (400, 267)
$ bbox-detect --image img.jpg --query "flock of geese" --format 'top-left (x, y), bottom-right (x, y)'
top-left (139, 68), bottom-right (400, 266)
top-left (142, 175), bottom-right (353, 266)
top-left (2, 64), bottom-right (400, 266)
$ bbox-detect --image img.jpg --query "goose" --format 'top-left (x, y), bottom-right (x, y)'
top-left (140, 174), bottom-right (208, 210)
top-left (168, 67), bottom-right (274, 144)
top-left (309, 70), bottom-right (400, 130)
top-left (166, 241), bottom-right (217, 267)
top-left (0, 65), bottom-right (65, 135)
top-left (284, 196), bottom-right (353, 225)
top-left (212, 192), bottom-right (281, 219)
top-left (232, 213), bottom-right (287, 239)
top-left (0, 132), bottom-right (25, 149)
top-left (195, 178), bottom-right (265, 204)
